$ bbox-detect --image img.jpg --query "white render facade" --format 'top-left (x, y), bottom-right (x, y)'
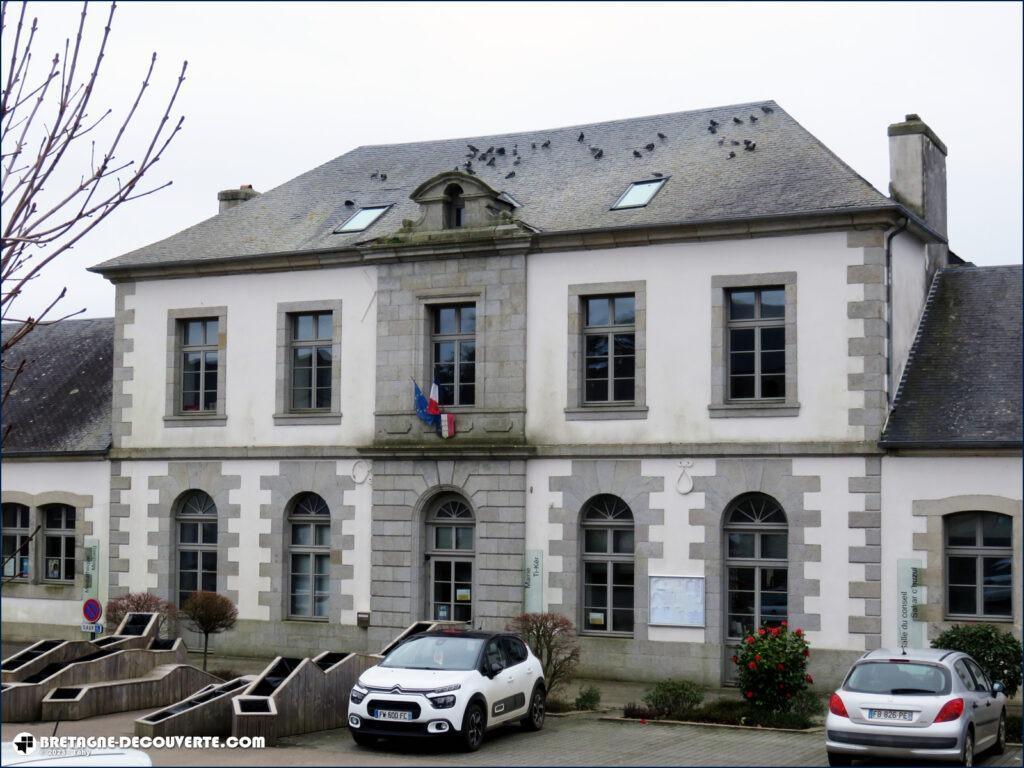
top-left (2, 104), bottom-right (1020, 688)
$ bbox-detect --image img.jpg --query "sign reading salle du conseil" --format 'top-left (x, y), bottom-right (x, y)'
top-left (896, 558), bottom-right (925, 649)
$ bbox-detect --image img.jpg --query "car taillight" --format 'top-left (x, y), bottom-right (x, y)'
top-left (934, 698), bottom-right (964, 723)
top-left (829, 693), bottom-right (849, 718)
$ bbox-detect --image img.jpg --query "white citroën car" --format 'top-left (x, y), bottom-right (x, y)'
top-left (825, 648), bottom-right (1008, 766)
top-left (347, 628), bottom-right (546, 751)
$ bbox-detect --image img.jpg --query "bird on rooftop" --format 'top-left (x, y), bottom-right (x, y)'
top-left (466, 167), bottom-right (475, 175)
top-left (594, 149), bottom-right (603, 159)
top-left (486, 157), bottom-right (496, 166)
top-left (728, 151), bottom-right (736, 159)
top-left (531, 142), bottom-right (537, 150)
top-left (645, 143), bottom-right (655, 151)
top-left (743, 139), bottom-right (751, 146)
top-left (506, 171), bottom-right (515, 179)
top-left (497, 147), bottom-right (506, 155)
top-left (380, 173), bottom-right (387, 181)
top-left (513, 157), bottom-right (521, 166)
top-left (710, 119), bottom-right (719, 127)
top-left (658, 132), bottom-right (667, 140)
top-left (541, 140), bottom-right (551, 148)
top-left (633, 150), bottom-right (642, 158)
top-left (744, 142), bottom-right (756, 151)
top-left (761, 105), bottom-right (774, 114)
top-left (717, 138), bottom-right (725, 146)
top-left (733, 117), bottom-right (743, 124)
top-left (731, 140), bottom-right (740, 146)
top-left (468, 144), bottom-right (478, 153)
top-left (652, 172), bottom-right (663, 177)
top-left (512, 144), bottom-right (518, 156)
top-left (707, 126), bottom-right (717, 134)
top-left (487, 146), bottom-right (495, 153)
top-left (370, 171), bottom-right (379, 179)
top-left (749, 115), bottom-right (758, 123)
top-left (577, 132), bottom-right (585, 142)
top-left (344, 200), bottom-right (354, 206)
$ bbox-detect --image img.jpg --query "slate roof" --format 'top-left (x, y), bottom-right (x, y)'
top-left (881, 265), bottom-right (1023, 448)
top-left (1, 318), bottom-right (113, 456)
top-left (94, 100), bottom-right (896, 272)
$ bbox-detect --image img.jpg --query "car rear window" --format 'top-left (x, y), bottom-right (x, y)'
top-left (844, 661), bottom-right (951, 695)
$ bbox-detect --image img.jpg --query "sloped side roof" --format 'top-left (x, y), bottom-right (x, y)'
top-left (95, 100), bottom-right (894, 271)
top-left (881, 265), bottom-right (1022, 448)
top-left (1, 318), bottom-right (113, 456)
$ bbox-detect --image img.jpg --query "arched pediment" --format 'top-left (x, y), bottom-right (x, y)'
top-left (410, 171), bottom-right (500, 203)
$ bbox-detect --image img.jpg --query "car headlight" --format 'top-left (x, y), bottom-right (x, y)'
top-left (430, 684), bottom-right (461, 694)
top-left (350, 684), bottom-right (368, 704)
top-left (428, 694), bottom-right (457, 709)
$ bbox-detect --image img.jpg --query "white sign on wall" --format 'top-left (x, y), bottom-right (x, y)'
top-left (896, 558), bottom-right (925, 649)
top-left (523, 549), bottom-right (543, 613)
top-left (649, 575), bottom-right (705, 627)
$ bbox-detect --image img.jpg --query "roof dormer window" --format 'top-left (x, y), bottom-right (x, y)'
top-left (335, 205), bottom-right (390, 233)
top-left (443, 184), bottom-right (465, 229)
top-left (611, 178), bottom-right (666, 210)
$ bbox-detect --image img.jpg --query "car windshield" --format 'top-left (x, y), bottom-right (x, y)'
top-left (844, 661), bottom-right (951, 695)
top-left (380, 635), bottom-right (484, 671)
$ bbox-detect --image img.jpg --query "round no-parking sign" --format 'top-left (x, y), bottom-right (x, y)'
top-left (82, 598), bottom-right (102, 624)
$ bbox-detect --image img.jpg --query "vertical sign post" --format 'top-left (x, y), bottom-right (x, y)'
top-left (896, 558), bottom-right (924, 649)
top-left (523, 549), bottom-right (543, 613)
top-left (82, 537), bottom-right (102, 638)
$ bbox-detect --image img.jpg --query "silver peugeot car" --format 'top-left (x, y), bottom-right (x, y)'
top-left (825, 648), bottom-right (1008, 766)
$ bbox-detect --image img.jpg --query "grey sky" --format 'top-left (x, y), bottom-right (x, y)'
top-left (12, 1), bottom-right (1023, 319)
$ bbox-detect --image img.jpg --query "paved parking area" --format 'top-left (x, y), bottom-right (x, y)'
top-left (4, 709), bottom-right (1021, 766)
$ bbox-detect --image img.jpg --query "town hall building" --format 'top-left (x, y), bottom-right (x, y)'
top-left (2, 102), bottom-right (1020, 687)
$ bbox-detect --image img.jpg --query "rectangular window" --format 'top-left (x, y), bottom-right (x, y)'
top-left (583, 294), bottom-right (636, 404)
top-left (42, 505), bottom-right (75, 582)
top-left (945, 512), bottom-right (1013, 619)
top-left (178, 522), bottom-right (217, 607)
top-left (335, 205), bottom-right (390, 233)
top-left (431, 304), bottom-right (476, 407)
top-left (1, 503), bottom-right (30, 580)
top-left (289, 312), bottom-right (333, 411)
top-left (612, 179), bottom-right (666, 210)
top-left (726, 287), bottom-right (785, 400)
top-left (179, 318), bottom-right (219, 412)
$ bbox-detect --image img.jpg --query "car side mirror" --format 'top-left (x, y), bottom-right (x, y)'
top-left (488, 661), bottom-right (503, 678)
top-left (992, 681), bottom-right (1005, 696)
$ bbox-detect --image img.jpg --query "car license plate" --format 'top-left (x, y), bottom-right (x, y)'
top-left (375, 709), bottom-right (412, 721)
top-left (867, 709), bottom-right (913, 721)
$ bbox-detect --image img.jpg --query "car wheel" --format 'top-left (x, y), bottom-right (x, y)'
top-left (826, 752), bottom-right (852, 767)
top-left (960, 730), bottom-right (974, 767)
top-left (459, 702), bottom-right (485, 752)
top-left (993, 713), bottom-right (1007, 755)
top-left (521, 684), bottom-right (546, 731)
top-left (350, 731), bottom-right (376, 748)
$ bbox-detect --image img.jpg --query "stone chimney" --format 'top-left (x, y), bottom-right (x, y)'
top-left (887, 114), bottom-right (947, 238)
top-left (217, 184), bottom-right (260, 213)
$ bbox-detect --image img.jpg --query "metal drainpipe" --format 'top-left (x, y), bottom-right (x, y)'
top-left (883, 218), bottom-right (909, 403)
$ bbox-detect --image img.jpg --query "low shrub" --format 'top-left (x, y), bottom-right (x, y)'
top-left (735, 621), bottom-right (811, 713)
top-left (789, 688), bottom-right (825, 720)
top-left (573, 684), bottom-right (602, 711)
top-left (643, 678), bottom-right (704, 719)
top-left (932, 624), bottom-right (1022, 698)
top-left (623, 701), bottom-right (660, 720)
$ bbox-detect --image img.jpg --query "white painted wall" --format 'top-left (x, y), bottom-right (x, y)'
top-left (116, 459), bottom-right (373, 624)
top-left (524, 456), bottom-right (866, 652)
top-left (890, 232), bottom-right (928, 392)
top-left (122, 265), bottom-right (377, 449)
top-left (525, 232), bottom-right (868, 445)
top-left (0, 460), bottom-right (109, 629)
top-left (879, 455), bottom-right (1023, 648)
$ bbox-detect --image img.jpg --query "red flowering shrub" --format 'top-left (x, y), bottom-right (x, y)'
top-left (734, 621), bottom-right (811, 713)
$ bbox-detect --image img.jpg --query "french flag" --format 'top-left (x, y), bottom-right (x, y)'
top-left (439, 412), bottom-right (456, 439)
top-left (413, 380), bottom-right (456, 438)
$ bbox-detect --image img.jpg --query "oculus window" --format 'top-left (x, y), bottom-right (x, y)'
top-left (612, 179), bottom-right (666, 210)
top-left (335, 206), bottom-right (389, 233)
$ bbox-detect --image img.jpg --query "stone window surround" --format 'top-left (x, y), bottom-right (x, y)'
top-left (273, 300), bottom-right (344, 426)
top-left (709, 272), bottom-right (799, 418)
top-left (911, 495), bottom-right (1022, 636)
top-left (943, 511), bottom-right (1014, 622)
top-left (164, 306), bottom-right (228, 428)
top-left (424, 492), bottom-right (476, 623)
top-left (415, 289), bottom-right (485, 415)
top-left (0, 490), bottom-right (93, 600)
top-left (566, 281), bottom-right (648, 421)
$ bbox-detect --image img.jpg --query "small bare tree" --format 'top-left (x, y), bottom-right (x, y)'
top-left (181, 591), bottom-right (237, 671)
top-left (507, 612), bottom-right (581, 699)
top-left (106, 590), bottom-right (179, 637)
top-left (1, 0), bottom-right (186, 446)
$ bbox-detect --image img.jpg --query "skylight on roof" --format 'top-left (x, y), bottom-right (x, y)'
top-left (335, 205), bottom-right (390, 233)
top-left (612, 179), bottom-right (666, 210)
